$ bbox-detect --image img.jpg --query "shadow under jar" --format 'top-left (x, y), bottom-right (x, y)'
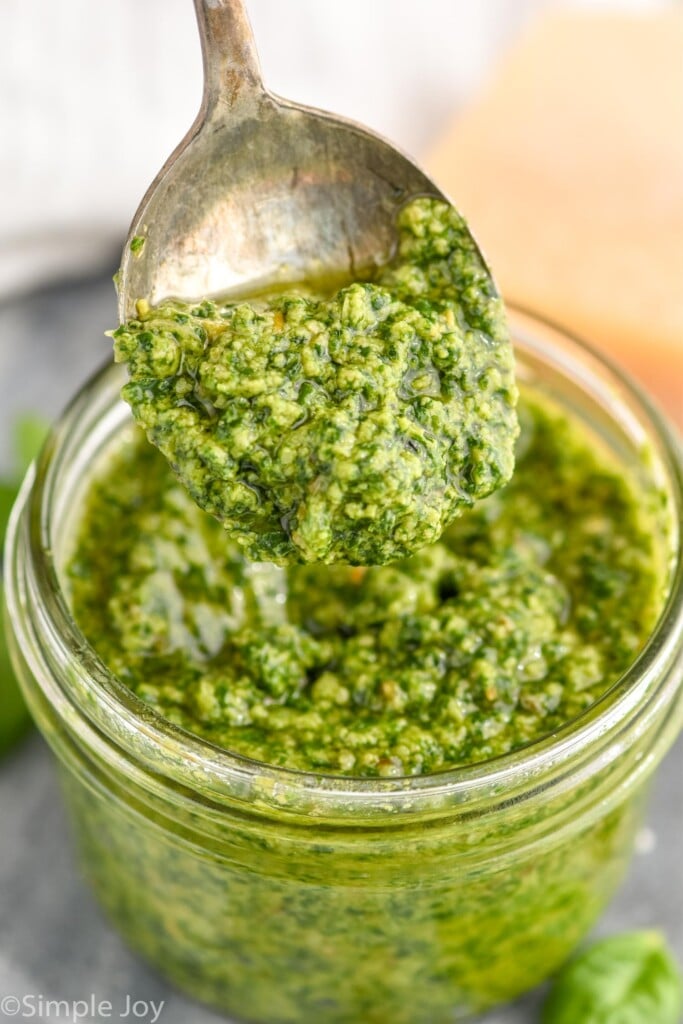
top-left (4, 307), bottom-right (683, 1024)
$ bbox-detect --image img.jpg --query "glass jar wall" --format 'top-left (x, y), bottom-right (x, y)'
top-left (5, 309), bottom-right (682, 1023)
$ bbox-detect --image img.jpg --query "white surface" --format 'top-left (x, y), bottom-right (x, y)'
top-left (0, 0), bottom-right (672, 298)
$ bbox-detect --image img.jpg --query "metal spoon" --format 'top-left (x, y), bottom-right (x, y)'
top-left (117, 0), bottom-right (482, 322)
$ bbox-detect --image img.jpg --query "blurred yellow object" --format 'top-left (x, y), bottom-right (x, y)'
top-left (428, 10), bottom-right (683, 427)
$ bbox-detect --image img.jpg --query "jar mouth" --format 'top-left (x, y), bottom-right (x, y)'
top-left (7, 304), bottom-right (683, 816)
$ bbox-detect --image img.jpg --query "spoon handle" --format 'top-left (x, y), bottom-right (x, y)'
top-left (194, 0), bottom-right (264, 112)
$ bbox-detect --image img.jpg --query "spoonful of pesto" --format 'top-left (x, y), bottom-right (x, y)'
top-left (113, 0), bottom-right (518, 566)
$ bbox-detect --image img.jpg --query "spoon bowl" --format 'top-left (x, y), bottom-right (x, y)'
top-left (117, 0), bottom-right (451, 320)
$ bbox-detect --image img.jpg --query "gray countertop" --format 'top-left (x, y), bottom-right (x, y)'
top-left (0, 277), bottom-right (681, 1024)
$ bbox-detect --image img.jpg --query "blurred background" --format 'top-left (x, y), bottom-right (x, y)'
top-left (0, 0), bottom-right (677, 286)
top-left (0, 0), bottom-right (681, 457)
top-left (0, 1), bottom-right (681, 1022)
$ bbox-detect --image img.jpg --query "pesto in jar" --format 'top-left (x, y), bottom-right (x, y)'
top-left (67, 393), bottom-right (665, 777)
top-left (111, 198), bottom-right (518, 566)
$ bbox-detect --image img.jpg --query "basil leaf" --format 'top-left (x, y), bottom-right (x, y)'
top-left (0, 481), bottom-right (16, 551)
top-left (543, 931), bottom-right (683, 1024)
top-left (0, 478), bottom-right (28, 754)
top-left (0, 589), bottom-right (31, 752)
top-left (0, 415), bottom-right (49, 550)
top-left (0, 414), bottom-right (49, 756)
top-left (14, 413), bottom-right (48, 470)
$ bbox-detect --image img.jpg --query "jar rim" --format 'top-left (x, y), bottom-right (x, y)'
top-left (6, 304), bottom-right (683, 818)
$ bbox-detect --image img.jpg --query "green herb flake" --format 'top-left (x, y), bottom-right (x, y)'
top-left (130, 235), bottom-right (146, 256)
top-left (542, 931), bottom-right (683, 1024)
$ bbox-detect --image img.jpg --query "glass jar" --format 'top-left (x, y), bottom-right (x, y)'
top-left (5, 308), bottom-right (683, 1024)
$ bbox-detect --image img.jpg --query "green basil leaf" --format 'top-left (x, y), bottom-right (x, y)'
top-left (0, 414), bottom-right (49, 756)
top-left (0, 481), bottom-right (16, 551)
top-left (0, 587), bottom-right (31, 752)
top-left (14, 413), bottom-right (49, 471)
top-left (543, 931), bottom-right (683, 1024)
top-left (0, 415), bottom-right (49, 552)
top-left (0, 477), bottom-right (29, 754)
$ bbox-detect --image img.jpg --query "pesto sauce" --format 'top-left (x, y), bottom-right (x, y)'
top-left (67, 393), bottom-right (664, 777)
top-left (64, 764), bottom-right (646, 1024)
top-left (111, 198), bottom-right (518, 566)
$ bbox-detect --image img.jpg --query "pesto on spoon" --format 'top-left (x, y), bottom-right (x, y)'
top-left (113, 198), bottom-right (518, 565)
top-left (113, 1), bottom-right (516, 565)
